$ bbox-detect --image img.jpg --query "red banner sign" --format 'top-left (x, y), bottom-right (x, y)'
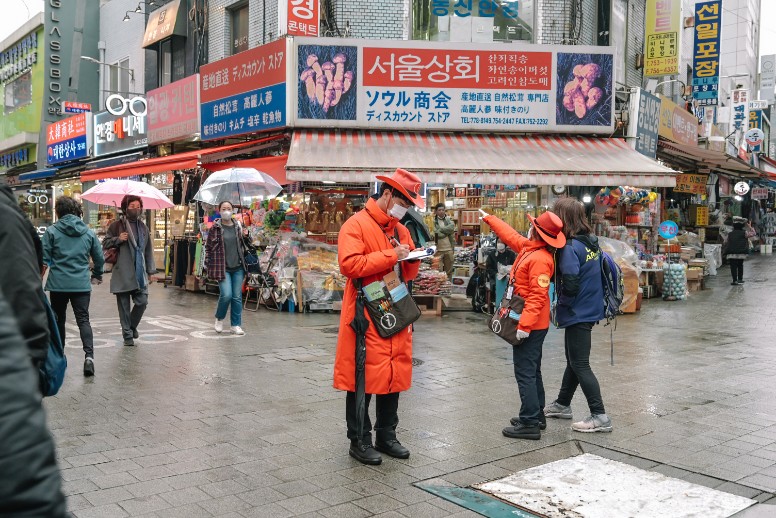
top-left (46, 113), bottom-right (88, 145)
top-left (287, 0), bottom-right (319, 36)
top-left (147, 74), bottom-right (201, 144)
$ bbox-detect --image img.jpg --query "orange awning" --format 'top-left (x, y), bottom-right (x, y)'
top-left (202, 155), bottom-right (289, 185)
top-left (80, 136), bottom-right (285, 182)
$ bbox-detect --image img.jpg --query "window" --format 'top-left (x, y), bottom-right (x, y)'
top-left (411, 0), bottom-right (533, 43)
top-left (160, 39), bottom-right (172, 86)
top-left (3, 71), bottom-right (32, 114)
top-left (230, 4), bottom-right (249, 55)
top-left (109, 58), bottom-right (131, 96)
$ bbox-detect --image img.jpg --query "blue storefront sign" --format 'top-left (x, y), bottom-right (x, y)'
top-left (634, 90), bottom-right (660, 159)
top-left (46, 113), bottom-right (92, 166)
top-left (692, 0), bottom-right (721, 106)
top-left (200, 83), bottom-right (286, 140)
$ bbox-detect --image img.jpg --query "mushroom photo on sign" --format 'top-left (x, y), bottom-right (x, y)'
top-left (298, 45), bottom-right (358, 121)
top-left (555, 52), bottom-right (613, 127)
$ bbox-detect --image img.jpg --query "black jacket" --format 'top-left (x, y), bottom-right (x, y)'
top-left (0, 186), bottom-right (50, 368)
top-left (725, 229), bottom-right (749, 255)
top-left (0, 288), bottom-right (66, 516)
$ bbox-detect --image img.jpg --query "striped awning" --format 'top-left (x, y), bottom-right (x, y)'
top-left (286, 131), bottom-right (678, 187)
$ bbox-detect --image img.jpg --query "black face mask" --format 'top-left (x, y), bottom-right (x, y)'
top-left (126, 208), bottom-right (142, 220)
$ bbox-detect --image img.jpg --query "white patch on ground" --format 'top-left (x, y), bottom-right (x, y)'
top-left (475, 453), bottom-right (755, 518)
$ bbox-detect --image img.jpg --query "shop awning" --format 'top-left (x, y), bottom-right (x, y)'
top-left (80, 135), bottom-right (285, 182)
top-left (286, 131), bottom-right (678, 187)
top-left (658, 139), bottom-right (761, 179)
top-left (201, 155), bottom-right (289, 185)
top-left (18, 168), bottom-right (57, 182)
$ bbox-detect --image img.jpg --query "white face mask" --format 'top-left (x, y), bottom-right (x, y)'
top-left (389, 203), bottom-right (408, 220)
top-left (220, 210), bottom-right (233, 220)
top-left (497, 243), bottom-right (506, 252)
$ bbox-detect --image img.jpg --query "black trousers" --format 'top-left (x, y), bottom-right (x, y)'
top-left (345, 391), bottom-right (399, 443)
top-left (512, 328), bottom-right (547, 427)
top-left (556, 322), bottom-right (606, 415)
top-left (49, 291), bottom-right (94, 358)
top-left (729, 259), bottom-right (744, 282)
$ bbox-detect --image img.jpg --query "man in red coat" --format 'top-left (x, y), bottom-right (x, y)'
top-left (334, 169), bottom-right (424, 465)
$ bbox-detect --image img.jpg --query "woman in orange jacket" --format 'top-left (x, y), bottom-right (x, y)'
top-left (334, 169), bottom-right (423, 465)
top-left (482, 209), bottom-right (565, 440)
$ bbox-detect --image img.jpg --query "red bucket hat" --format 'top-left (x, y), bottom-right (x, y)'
top-left (375, 168), bottom-right (425, 209)
top-left (527, 211), bottom-right (566, 248)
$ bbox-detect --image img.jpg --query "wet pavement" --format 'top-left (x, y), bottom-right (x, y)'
top-left (46, 256), bottom-right (776, 517)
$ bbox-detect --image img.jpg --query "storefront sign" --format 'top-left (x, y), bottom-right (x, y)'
top-left (630, 89), bottom-right (660, 159)
top-left (658, 95), bottom-right (698, 146)
top-left (674, 173), bottom-right (708, 194)
top-left (291, 38), bottom-right (615, 134)
top-left (748, 110), bottom-right (763, 152)
top-left (751, 187), bottom-right (768, 200)
top-left (0, 31), bottom-right (38, 84)
top-left (745, 128), bottom-right (764, 147)
top-left (696, 206), bottom-right (709, 226)
top-left (760, 55), bottom-right (775, 104)
top-left (658, 220), bottom-right (678, 239)
top-left (644, 0), bottom-right (681, 77)
top-left (93, 109), bottom-right (148, 158)
top-left (280, 0), bottom-right (320, 36)
top-left (691, 0), bottom-right (721, 106)
top-left (142, 0), bottom-right (183, 47)
top-left (46, 113), bottom-right (92, 165)
top-left (750, 100), bottom-right (768, 110)
top-left (734, 182), bottom-right (750, 196)
top-left (63, 101), bottom-right (91, 114)
top-left (200, 39), bottom-right (286, 140)
top-left (148, 74), bottom-right (201, 144)
top-left (427, 0), bottom-right (518, 18)
top-left (729, 89), bottom-right (748, 132)
top-left (0, 147), bottom-right (33, 170)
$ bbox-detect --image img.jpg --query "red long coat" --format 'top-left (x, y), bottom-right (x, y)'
top-left (333, 198), bottom-right (420, 394)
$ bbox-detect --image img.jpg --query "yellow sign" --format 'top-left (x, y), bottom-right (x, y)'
top-left (645, 0), bottom-right (681, 77)
top-left (659, 95), bottom-right (698, 146)
top-left (674, 174), bottom-right (708, 194)
top-left (696, 206), bottom-right (709, 226)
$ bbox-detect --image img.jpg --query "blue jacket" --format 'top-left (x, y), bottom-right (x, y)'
top-left (42, 215), bottom-right (104, 292)
top-left (555, 235), bottom-right (605, 328)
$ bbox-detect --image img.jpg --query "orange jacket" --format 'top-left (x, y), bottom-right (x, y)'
top-left (333, 198), bottom-right (420, 394)
top-left (484, 215), bottom-right (554, 332)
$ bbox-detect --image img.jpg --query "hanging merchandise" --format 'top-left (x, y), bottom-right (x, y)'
top-left (172, 173), bottom-right (183, 205)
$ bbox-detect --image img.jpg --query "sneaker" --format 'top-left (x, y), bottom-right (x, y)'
top-left (544, 400), bottom-right (573, 419)
top-left (511, 414), bottom-right (546, 430)
top-left (214, 320), bottom-right (223, 333)
top-left (231, 326), bottom-right (245, 336)
top-left (502, 422), bottom-right (541, 440)
top-left (731, 281), bottom-right (739, 286)
top-left (83, 357), bottom-right (94, 377)
top-left (571, 414), bottom-right (613, 433)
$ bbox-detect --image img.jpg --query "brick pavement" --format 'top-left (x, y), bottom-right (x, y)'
top-left (45, 256), bottom-right (776, 516)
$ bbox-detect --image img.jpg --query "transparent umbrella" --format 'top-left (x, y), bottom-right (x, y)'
top-left (193, 167), bottom-right (283, 207)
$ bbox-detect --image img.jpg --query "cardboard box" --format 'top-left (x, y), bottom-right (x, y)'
top-left (687, 278), bottom-right (703, 292)
top-left (185, 275), bottom-right (202, 292)
top-left (686, 268), bottom-right (703, 280)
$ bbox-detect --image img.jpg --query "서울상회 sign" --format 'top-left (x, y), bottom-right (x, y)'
top-left (290, 38), bottom-right (615, 134)
top-left (46, 113), bottom-right (92, 165)
top-left (200, 38), bottom-right (286, 140)
top-left (147, 74), bottom-right (201, 144)
top-left (692, 0), bottom-right (721, 106)
top-left (644, 0), bottom-right (681, 77)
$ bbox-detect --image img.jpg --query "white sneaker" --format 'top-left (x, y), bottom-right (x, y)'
top-left (214, 320), bottom-right (223, 333)
top-left (231, 326), bottom-right (245, 336)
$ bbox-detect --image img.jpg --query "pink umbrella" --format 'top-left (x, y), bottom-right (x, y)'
top-left (81, 179), bottom-right (174, 210)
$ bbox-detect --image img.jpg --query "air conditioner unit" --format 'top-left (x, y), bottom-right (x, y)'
top-left (684, 17), bottom-right (695, 28)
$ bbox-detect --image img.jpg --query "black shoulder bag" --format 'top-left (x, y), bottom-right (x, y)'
top-left (488, 250), bottom-right (535, 346)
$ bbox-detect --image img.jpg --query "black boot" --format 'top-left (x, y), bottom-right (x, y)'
top-left (503, 422), bottom-right (541, 440)
top-left (375, 430), bottom-right (410, 459)
top-left (349, 440), bottom-right (382, 465)
top-left (511, 414), bottom-right (546, 430)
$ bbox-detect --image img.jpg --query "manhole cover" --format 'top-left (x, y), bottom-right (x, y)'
top-left (412, 358), bottom-right (424, 366)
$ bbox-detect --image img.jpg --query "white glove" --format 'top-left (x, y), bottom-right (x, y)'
top-left (479, 209), bottom-right (488, 220)
top-left (516, 329), bottom-right (530, 341)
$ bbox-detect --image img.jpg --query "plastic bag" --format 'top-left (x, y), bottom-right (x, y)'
top-left (598, 237), bottom-right (640, 310)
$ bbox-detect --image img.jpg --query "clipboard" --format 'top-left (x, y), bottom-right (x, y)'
top-left (399, 245), bottom-right (436, 262)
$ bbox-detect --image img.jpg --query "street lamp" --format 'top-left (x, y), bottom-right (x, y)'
top-left (80, 56), bottom-right (135, 82)
top-left (124, 1), bottom-right (157, 20)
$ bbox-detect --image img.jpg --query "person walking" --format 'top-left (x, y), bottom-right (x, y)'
top-left (433, 203), bottom-right (456, 279)
top-left (42, 197), bottom-right (105, 377)
top-left (545, 197), bottom-right (612, 433)
top-left (481, 209), bottom-right (565, 440)
top-left (204, 201), bottom-right (248, 335)
top-left (486, 237), bottom-right (516, 307)
top-left (725, 220), bottom-right (749, 286)
top-left (103, 195), bottom-right (156, 347)
top-left (334, 168), bottom-right (423, 465)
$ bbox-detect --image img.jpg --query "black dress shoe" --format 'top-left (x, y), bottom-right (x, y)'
top-left (123, 338), bottom-right (135, 346)
top-left (83, 358), bottom-right (94, 377)
top-left (349, 442), bottom-right (382, 465)
top-left (132, 328), bottom-right (139, 339)
top-left (503, 422), bottom-right (541, 440)
top-left (511, 415), bottom-right (546, 430)
top-left (375, 439), bottom-right (410, 459)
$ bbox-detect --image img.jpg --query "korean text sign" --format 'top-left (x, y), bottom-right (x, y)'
top-left (644, 0), bottom-right (681, 77)
top-left (674, 174), bottom-right (708, 194)
top-left (284, 0), bottom-right (319, 36)
top-left (658, 95), bottom-right (697, 146)
top-left (692, 0), bottom-right (721, 106)
top-left (46, 113), bottom-right (92, 165)
top-left (93, 110), bottom-right (148, 158)
top-left (633, 89), bottom-right (660, 159)
top-left (291, 38), bottom-right (615, 134)
top-left (148, 74), bottom-right (201, 144)
top-left (729, 89), bottom-right (748, 132)
top-left (200, 39), bottom-right (287, 141)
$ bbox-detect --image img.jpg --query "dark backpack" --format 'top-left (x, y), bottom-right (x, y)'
top-left (600, 251), bottom-right (624, 322)
top-left (39, 292), bottom-right (67, 397)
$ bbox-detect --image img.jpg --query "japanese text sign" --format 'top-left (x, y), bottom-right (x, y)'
top-left (200, 39), bottom-right (287, 140)
top-left (729, 89), bottom-right (748, 132)
top-left (142, 0), bottom-right (182, 47)
top-left (674, 173), bottom-right (708, 194)
top-left (46, 113), bottom-right (92, 165)
top-left (148, 74), bottom-right (201, 144)
top-left (93, 110), bottom-right (148, 158)
top-left (631, 89), bottom-right (661, 159)
top-left (644, 0), bottom-right (681, 77)
top-left (692, 0), bottom-right (721, 106)
top-left (291, 38), bottom-right (615, 134)
top-left (282, 0), bottom-right (320, 36)
top-left (658, 95), bottom-right (698, 146)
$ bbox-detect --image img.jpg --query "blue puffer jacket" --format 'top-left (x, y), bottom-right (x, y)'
top-left (555, 235), bottom-right (605, 328)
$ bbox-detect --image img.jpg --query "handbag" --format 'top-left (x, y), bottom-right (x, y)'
top-left (102, 219), bottom-right (124, 265)
top-left (488, 250), bottom-right (535, 346)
